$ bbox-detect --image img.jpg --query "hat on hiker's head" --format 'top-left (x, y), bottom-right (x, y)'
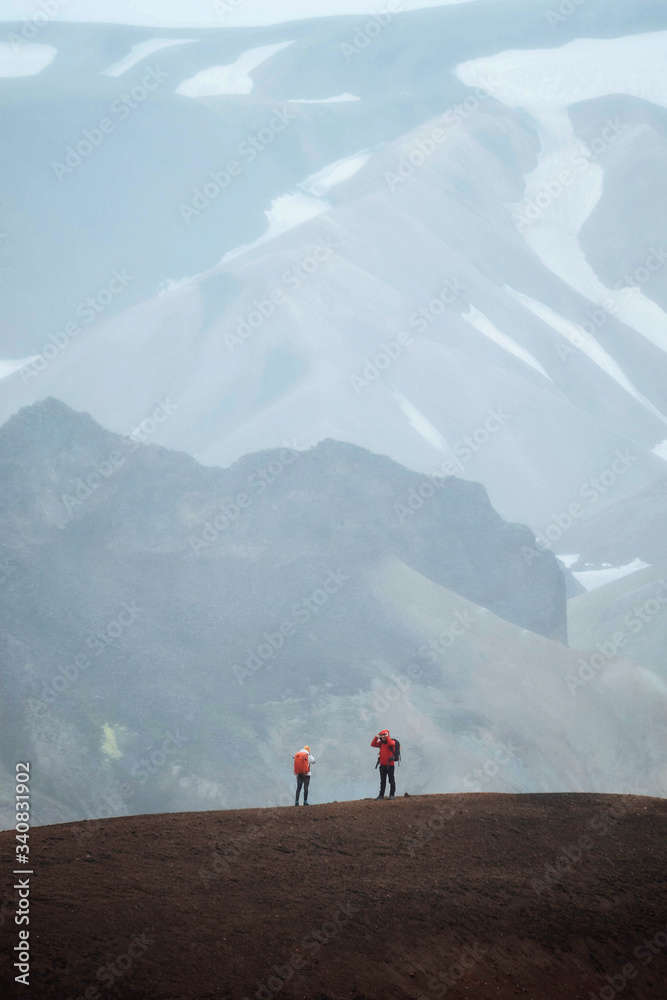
top-left (378, 730), bottom-right (389, 736)
top-left (304, 745), bottom-right (310, 751)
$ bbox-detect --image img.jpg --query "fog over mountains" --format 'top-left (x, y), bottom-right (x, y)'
top-left (1, 0), bottom-right (667, 826)
top-left (0, 399), bottom-right (665, 828)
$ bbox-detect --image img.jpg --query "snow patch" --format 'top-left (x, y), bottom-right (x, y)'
top-left (300, 151), bottom-right (372, 197)
top-left (0, 358), bottom-right (37, 381)
top-left (0, 43), bottom-right (56, 77)
top-left (456, 32), bottom-right (667, 112)
top-left (102, 38), bottom-right (195, 77)
top-left (505, 286), bottom-right (667, 424)
top-left (393, 391), bottom-right (448, 454)
top-left (218, 192), bottom-right (329, 265)
top-left (463, 305), bottom-right (551, 380)
top-left (459, 39), bottom-right (667, 358)
top-left (175, 41), bottom-right (294, 97)
top-left (557, 554), bottom-right (580, 569)
top-left (652, 440), bottom-right (667, 461)
top-left (572, 559), bottom-right (651, 592)
top-left (157, 276), bottom-right (196, 296)
top-left (521, 227), bottom-right (667, 357)
top-left (289, 94), bottom-right (360, 103)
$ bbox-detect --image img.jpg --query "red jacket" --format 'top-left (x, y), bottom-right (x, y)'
top-left (371, 731), bottom-right (396, 766)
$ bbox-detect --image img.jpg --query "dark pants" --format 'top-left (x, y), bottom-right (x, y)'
top-left (379, 764), bottom-right (396, 797)
top-left (295, 773), bottom-right (310, 803)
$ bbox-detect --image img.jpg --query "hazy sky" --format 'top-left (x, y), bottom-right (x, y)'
top-left (0, 0), bottom-right (480, 28)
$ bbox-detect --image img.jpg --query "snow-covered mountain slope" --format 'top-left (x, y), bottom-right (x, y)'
top-left (1, 0), bottom-right (666, 535)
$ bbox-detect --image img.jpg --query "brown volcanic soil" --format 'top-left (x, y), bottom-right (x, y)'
top-left (1, 794), bottom-right (666, 1000)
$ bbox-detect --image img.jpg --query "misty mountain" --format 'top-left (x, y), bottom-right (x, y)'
top-left (1, 399), bottom-right (665, 829)
top-left (1, 0), bottom-right (667, 541)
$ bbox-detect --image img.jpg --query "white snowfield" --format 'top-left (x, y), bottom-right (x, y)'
top-left (573, 559), bottom-right (652, 592)
top-left (101, 38), bottom-right (195, 77)
top-left (457, 34), bottom-right (667, 356)
top-left (456, 33), bottom-right (667, 113)
top-left (0, 42), bottom-right (56, 77)
top-left (175, 41), bottom-right (294, 96)
top-left (457, 32), bottom-right (667, 431)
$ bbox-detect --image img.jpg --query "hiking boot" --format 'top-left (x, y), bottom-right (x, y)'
top-left (388, 794), bottom-right (395, 799)
top-left (294, 802), bottom-right (299, 806)
top-left (375, 794), bottom-right (385, 800)
top-left (303, 802), bottom-right (309, 806)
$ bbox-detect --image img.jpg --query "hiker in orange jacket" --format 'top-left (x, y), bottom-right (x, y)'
top-left (294, 745), bottom-right (315, 806)
top-left (371, 729), bottom-right (397, 799)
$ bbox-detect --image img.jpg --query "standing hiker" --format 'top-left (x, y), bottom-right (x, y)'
top-left (371, 729), bottom-right (398, 799)
top-left (294, 745), bottom-right (315, 806)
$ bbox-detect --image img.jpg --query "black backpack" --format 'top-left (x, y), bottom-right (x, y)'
top-left (376, 738), bottom-right (401, 768)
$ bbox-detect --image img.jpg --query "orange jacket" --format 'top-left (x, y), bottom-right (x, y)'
top-left (371, 731), bottom-right (396, 766)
